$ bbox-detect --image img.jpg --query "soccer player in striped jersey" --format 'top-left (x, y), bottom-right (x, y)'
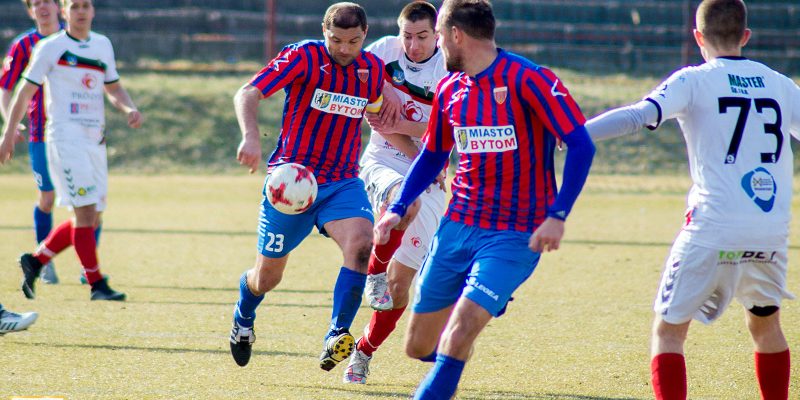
top-left (343, 1), bottom-right (448, 384)
top-left (230, 2), bottom-right (385, 371)
top-left (1, 0), bottom-right (142, 301)
top-left (586, 1), bottom-right (796, 398)
top-left (1, 0), bottom-right (63, 284)
top-left (375, 1), bottom-right (595, 398)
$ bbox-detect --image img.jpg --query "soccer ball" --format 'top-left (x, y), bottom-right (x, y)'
top-left (266, 163), bottom-right (318, 215)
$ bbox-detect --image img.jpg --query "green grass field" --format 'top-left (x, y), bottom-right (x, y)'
top-left (0, 174), bottom-right (798, 399)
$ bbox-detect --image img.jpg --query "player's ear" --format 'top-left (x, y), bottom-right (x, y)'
top-left (739, 28), bottom-right (752, 48)
top-left (692, 29), bottom-right (704, 49)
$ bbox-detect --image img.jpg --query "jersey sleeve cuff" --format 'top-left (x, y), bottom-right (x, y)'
top-left (104, 78), bottom-right (120, 85)
top-left (644, 97), bottom-right (662, 131)
top-left (23, 76), bottom-right (42, 87)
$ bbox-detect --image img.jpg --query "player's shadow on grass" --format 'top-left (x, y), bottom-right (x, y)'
top-left (10, 341), bottom-right (307, 358)
top-left (128, 299), bottom-right (333, 308)
top-left (457, 390), bottom-right (645, 400)
top-left (289, 383), bottom-right (417, 399)
top-left (122, 284), bottom-right (330, 295)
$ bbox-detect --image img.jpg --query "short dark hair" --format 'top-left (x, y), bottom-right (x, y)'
top-left (696, 0), bottom-right (747, 49)
top-left (398, 1), bottom-right (437, 30)
top-left (323, 2), bottom-right (368, 31)
top-left (440, 0), bottom-right (495, 40)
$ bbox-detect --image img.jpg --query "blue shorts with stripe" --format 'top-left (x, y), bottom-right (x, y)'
top-left (412, 218), bottom-right (541, 317)
top-left (257, 177), bottom-right (373, 258)
top-left (28, 141), bottom-right (53, 192)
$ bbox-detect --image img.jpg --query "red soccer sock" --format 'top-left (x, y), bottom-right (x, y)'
top-left (357, 306), bottom-right (407, 357)
top-left (34, 220), bottom-right (74, 264)
top-left (755, 349), bottom-right (790, 400)
top-left (651, 353), bottom-right (687, 400)
top-left (368, 228), bottom-right (405, 275)
top-left (72, 226), bottom-right (103, 285)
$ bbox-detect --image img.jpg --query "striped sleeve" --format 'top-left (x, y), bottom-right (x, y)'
top-left (0, 41), bottom-right (26, 90)
top-left (250, 43), bottom-right (308, 98)
top-left (423, 77), bottom-right (456, 152)
top-left (520, 67), bottom-right (586, 139)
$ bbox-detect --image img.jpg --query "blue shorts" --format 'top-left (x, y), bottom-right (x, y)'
top-left (413, 218), bottom-right (541, 317)
top-left (28, 141), bottom-right (53, 192)
top-left (257, 177), bottom-right (373, 258)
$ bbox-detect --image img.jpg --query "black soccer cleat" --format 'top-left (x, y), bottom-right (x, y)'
top-left (19, 253), bottom-right (44, 299)
top-left (89, 277), bottom-right (126, 301)
top-left (319, 327), bottom-right (355, 371)
top-left (230, 321), bottom-right (256, 367)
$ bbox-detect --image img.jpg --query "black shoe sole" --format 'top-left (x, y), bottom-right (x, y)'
top-left (230, 342), bottom-right (252, 367)
top-left (91, 293), bottom-right (127, 301)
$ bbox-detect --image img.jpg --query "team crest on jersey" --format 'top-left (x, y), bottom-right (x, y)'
top-left (357, 68), bottom-right (369, 83)
top-left (493, 86), bottom-right (508, 104)
top-left (310, 88), bottom-right (369, 118)
top-left (392, 69), bottom-right (405, 85)
top-left (66, 55), bottom-right (78, 66)
top-left (741, 167), bottom-right (777, 212)
top-left (454, 125), bottom-right (518, 154)
top-left (81, 73), bottom-right (97, 89)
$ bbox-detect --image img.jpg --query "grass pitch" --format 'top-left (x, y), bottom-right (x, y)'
top-left (0, 174), bottom-right (798, 399)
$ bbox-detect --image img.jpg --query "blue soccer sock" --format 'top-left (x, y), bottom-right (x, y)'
top-left (94, 223), bottom-right (103, 246)
top-left (419, 348), bottom-right (438, 362)
top-left (234, 271), bottom-right (264, 328)
top-left (33, 206), bottom-right (52, 244)
top-left (413, 354), bottom-right (466, 400)
top-left (328, 266), bottom-right (366, 336)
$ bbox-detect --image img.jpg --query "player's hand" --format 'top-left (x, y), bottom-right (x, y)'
top-left (556, 138), bottom-right (564, 151)
top-left (365, 112), bottom-right (397, 135)
top-left (14, 123), bottom-right (26, 144)
top-left (237, 137), bottom-right (262, 174)
top-left (434, 169), bottom-right (447, 192)
top-left (374, 211), bottom-right (402, 245)
top-left (528, 217), bottom-right (565, 253)
top-left (378, 87), bottom-right (402, 127)
top-left (127, 110), bottom-right (143, 128)
top-left (0, 133), bottom-right (16, 165)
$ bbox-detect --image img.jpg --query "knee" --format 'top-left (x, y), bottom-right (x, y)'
top-left (348, 232), bottom-right (373, 268)
top-left (252, 268), bottom-right (282, 294)
top-left (405, 335), bottom-right (436, 359)
top-left (38, 191), bottom-right (55, 213)
top-left (388, 279), bottom-right (411, 308)
top-left (653, 321), bottom-right (687, 345)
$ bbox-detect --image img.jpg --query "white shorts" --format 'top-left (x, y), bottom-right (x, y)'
top-left (361, 162), bottom-right (446, 270)
top-left (654, 230), bottom-right (794, 325)
top-left (47, 140), bottom-right (108, 212)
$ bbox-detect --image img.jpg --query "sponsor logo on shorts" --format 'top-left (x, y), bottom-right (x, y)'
top-left (718, 250), bottom-right (778, 266)
top-left (466, 276), bottom-right (499, 301)
top-left (310, 89), bottom-right (368, 118)
top-left (455, 125), bottom-right (518, 154)
top-left (410, 236), bottom-right (422, 248)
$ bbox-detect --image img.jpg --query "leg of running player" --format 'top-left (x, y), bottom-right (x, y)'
top-left (745, 308), bottom-right (790, 400)
top-left (650, 317), bottom-right (690, 400)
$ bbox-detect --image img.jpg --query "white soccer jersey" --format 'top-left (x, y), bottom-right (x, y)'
top-left (24, 31), bottom-right (119, 144)
top-left (360, 36), bottom-right (447, 174)
top-left (646, 57), bottom-right (800, 249)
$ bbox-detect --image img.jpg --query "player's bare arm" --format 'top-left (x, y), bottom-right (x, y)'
top-left (0, 81), bottom-right (38, 164)
top-left (104, 81), bottom-right (142, 129)
top-left (233, 84), bottom-right (263, 174)
top-left (377, 80), bottom-right (402, 126)
top-left (0, 88), bottom-right (26, 143)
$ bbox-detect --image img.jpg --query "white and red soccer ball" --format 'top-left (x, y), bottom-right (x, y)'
top-left (266, 163), bottom-right (318, 215)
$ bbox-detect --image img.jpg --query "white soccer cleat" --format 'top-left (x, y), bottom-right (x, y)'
top-left (365, 272), bottom-right (393, 311)
top-left (342, 345), bottom-right (372, 384)
top-left (40, 261), bottom-right (59, 284)
top-left (0, 308), bottom-right (38, 335)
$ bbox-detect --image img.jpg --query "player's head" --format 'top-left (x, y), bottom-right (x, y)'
top-left (398, 1), bottom-right (438, 63)
top-left (61, 0), bottom-right (94, 34)
top-left (437, 0), bottom-right (495, 72)
top-left (322, 2), bottom-right (368, 67)
top-left (694, 0), bottom-right (750, 58)
top-left (22, 0), bottom-right (59, 27)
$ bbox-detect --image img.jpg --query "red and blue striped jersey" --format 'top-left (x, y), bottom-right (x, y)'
top-left (1, 28), bottom-right (48, 143)
top-left (425, 49), bottom-right (586, 232)
top-left (250, 40), bottom-right (385, 184)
